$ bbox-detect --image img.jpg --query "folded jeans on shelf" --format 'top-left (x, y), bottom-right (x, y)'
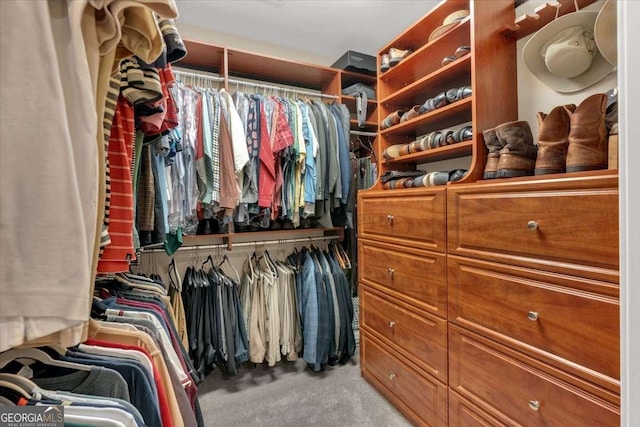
top-left (342, 83), bottom-right (376, 99)
top-left (380, 170), bottom-right (424, 183)
top-left (343, 84), bottom-right (376, 128)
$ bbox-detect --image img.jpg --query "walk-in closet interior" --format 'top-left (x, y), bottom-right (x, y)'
top-left (1, 0), bottom-right (637, 426)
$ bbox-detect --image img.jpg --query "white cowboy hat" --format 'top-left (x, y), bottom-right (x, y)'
top-left (522, 10), bottom-right (615, 93)
top-left (594, 0), bottom-right (617, 66)
top-left (428, 10), bottom-right (470, 42)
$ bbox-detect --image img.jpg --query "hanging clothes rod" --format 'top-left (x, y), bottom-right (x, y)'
top-left (232, 235), bottom-right (339, 248)
top-left (173, 69), bottom-right (338, 99)
top-left (142, 235), bottom-right (339, 254)
top-left (173, 69), bottom-right (225, 82)
top-left (349, 130), bottom-right (378, 137)
top-left (226, 77), bottom-right (339, 100)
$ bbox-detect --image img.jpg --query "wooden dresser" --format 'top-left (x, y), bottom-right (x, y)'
top-left (357, 0), bottom-right (620, 425)
top-left (447, 171), bottom-right (620, 426)
top-left (358, 0), bottom-right (518, 425)
top-left (359, 174), bottom-right (620, 427)
top-left (359, 187), bottom-right (448, 426)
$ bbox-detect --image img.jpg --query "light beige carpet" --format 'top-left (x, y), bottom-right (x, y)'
top-left (196, 351), bottom-right (412, 427)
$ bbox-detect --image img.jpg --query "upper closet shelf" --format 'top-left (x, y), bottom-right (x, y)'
top-left (176, 40), bottom-right (341, 92)
top-left (178, 40), bottom-right (225, 73)
top-left (500, 0), bottom-right (599, 40)
top-left (227, 48), bottom-right (338, 91)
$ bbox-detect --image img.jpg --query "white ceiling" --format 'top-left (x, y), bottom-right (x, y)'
top-left (174, 0), bottom-right (441, 60)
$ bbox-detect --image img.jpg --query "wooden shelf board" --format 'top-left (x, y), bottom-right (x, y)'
top-left (169, 228), bottom-right (344, 251)
top-left (475, 168), bottom-right (618, 185)
top-left (383, 140), bottom-right (473, 164)
top-left (177, 40), bottom-right (225, 73)
top-left (227, 48), bottom-right (338, 90)
top-left (381, 55), bottom-right (472, 108)
top-left (341, 69), bottom-right (377, 87)
top-left (379, 0), bottom-right (471, 54)
top-left (182, 233), bottom-right (231, 245)
top-left (350, 119), bottom-right (378, 131)
top-left (342, 95), bottom-right (378, 105)
top-left (381, 98), bottom-right (473, 137)
top-left (379, 19), bottom-right (471, 99)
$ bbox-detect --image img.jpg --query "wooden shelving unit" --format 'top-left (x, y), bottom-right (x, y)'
top-left (358, 1), bottom-right (619, 425)
top-left (169, 39), bottom-right (375, 250)
top-left (373, 0), bottom-right (517, 186)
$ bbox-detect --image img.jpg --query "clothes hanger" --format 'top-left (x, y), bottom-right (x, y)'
top-left (328, 241), bottom-right (341, 267)
top-left (0, 347), bottom-right (91, 372)
top-left (0, 380), bottom-right (30, 399)
top-left (219, 254), bottom-right (240, 283)
top-left (276, 239), bottom-right (286, 262)
top-left (168, 258), bottom-right (181, 292)
top-left (263, 248), bottom-right (279, 277)
top-left (243, 253), bottom-right (255, 282)
top-left (331, 241), bottom-right (351, 269)
top-left (0, 385), bottom-right (25, 404)
top-left (203, 254), bottom-right (215, 270)
top-left (42, 344), bottom-right (68, 357)
top-left (197, 257), bottom-right (210, 287)
top-left (0, 373), bottom-right (38, 395)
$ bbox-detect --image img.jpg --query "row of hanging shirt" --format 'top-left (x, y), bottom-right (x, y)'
top-left (179, 240), bottom-right (355, 375)
top-left (0, 272), bottom-right (203, 427)
top-left (164, 79), bottom-right (353, 237)
top-left (180, 255), bottom-right (248, 378)
top-left (97, 60), bottom-right (354, 273)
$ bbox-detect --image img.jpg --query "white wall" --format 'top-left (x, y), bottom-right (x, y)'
top-left (176, 22), bottom-right (336, 66)
top-left (516, 0), bottom-right (616, 137)
top-left (618, 1), bottom-right (639, 425)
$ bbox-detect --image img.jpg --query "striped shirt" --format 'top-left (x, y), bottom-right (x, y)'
top-left (97, 94), bottom-right (137, 273)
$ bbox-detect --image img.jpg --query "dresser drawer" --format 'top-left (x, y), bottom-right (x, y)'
top-left (447, 173), bottom-right (619, 282)
top-left (361, 286), bottom-right (448, 383)
top-left (358, 188), bottom-right (446, 252)
top-left (361, 332), bottom-right (448, 427)
top-left (449, 325), bottom-right (620, 427)
top-left (448, 256), bottom-right (620, 386)
top-left (359, 239), bottom-right (447, 315)
top-left (449, 391), bottom-right (507, 427)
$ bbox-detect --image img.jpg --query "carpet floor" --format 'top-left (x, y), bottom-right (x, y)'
top-left (196, 349), bottom-right (412, 427)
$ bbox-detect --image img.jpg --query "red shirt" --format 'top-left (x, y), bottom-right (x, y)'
top-left (257, 100), bottom-right (276, 208)
top-left (98, 95), bottom-right (136, 273)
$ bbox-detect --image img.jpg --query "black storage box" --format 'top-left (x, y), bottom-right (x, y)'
top-left (331, 50), bottom-right (376, 75)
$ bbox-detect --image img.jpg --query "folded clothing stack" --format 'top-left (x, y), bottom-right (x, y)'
top-left (382, 123), bottom-right (473, 160)
top-left (343, 83), bottom-right (376, 128)
top-left (380, 85), bottom-right (472, 130)
top-left (381, 169), bottom-right (467, 189)
top-left (342, 83), bottom-right (376, 99)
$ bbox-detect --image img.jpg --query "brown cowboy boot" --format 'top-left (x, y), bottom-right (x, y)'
top-left (482, 128), bottom-right (504, 179)
top-left (534, 104), bottom-right (576, 175)
top-left (565, 93), bottom-right (608, 172)
top-left (495, 121), bottom-right (537, 178)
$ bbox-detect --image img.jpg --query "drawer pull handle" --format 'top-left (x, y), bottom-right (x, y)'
top-left (528, 400), bottom-right (540, 411)
top-left (388, 320), bottom-right (396, 328)
top-left (387, 267), bottom-right (394, 277)
top-left (387, 214), bottom-right (394, 223)
top-left (389, 372), bottom-right (396, 381)
top-left (527, 220), bottom-right (539, 230)
top-left (527, 311), bottom-right (539, 321)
